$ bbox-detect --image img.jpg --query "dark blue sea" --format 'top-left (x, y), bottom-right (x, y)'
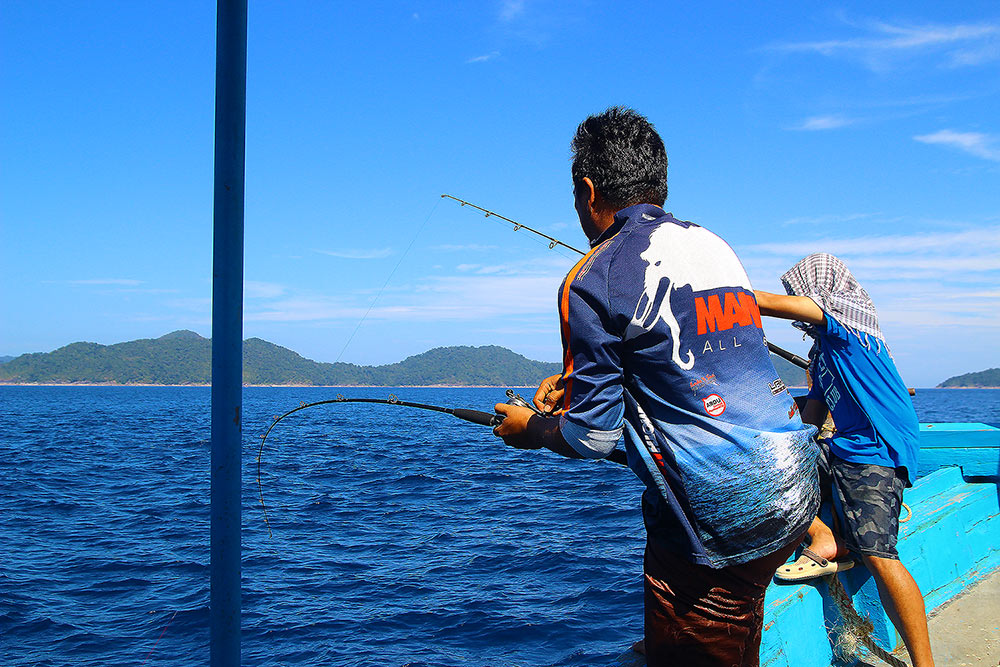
top-left (1, 386), bottom-right (998, 667)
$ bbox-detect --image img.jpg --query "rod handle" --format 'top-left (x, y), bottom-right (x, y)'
top-left (767, 342), bottom-right (810, 369)
top-left (452, 408), bottom-right (503, 426)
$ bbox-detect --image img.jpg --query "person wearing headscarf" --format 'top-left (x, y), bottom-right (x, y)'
top-left (755, 253), bottom-right (932, 667)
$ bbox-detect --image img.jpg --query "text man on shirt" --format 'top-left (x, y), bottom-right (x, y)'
top-left (493, 107), bottom-right (820, 666)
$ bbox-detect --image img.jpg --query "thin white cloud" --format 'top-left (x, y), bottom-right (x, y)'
top-left (245, 281), bottom-right (286, 299)
top-left (793, 115), bottom-right (857, 131)
top-left (849, 255), bottom-right (1000, 272)
top-left (166, 297), bottom-right (212, 313)
top-left (118, 288), bottom-right (178, 295)
top-left (500, 0), bottom-right (526, 22)
top-left (740, 226), bottom-right (1000, 333)
top-left (914, 129), bottom-right (1000, 161)
top-left (406, 274), bottom-right (560, 316)
top-left (245, 297), bottom-right (364, 322)
top-left (949, 41), bottom-right (1000, 66)
top-left (466, 51), bottom-right (500, 64)
top-left (453, 263), bottom-right (521, 275)
top-left (244, 255), bottom-right (569, 324)
top-left (747, 226), bottom-right (1000, 256)
top-left (879, 308), bottom-right (1000, 329)
top-left (66, 278), bottom-right (143, 286)
top-left (246, 277), bottom-right (558, 323)
top-left (472, 265), bottom-right (510, 274)
top-left (315, 247), bottom-right (394, 260)
top-left (862, 281), bottom-right (1000, 329)
top-left (781, 213), bottom-right (880, 226)
top-left (784, 93), bottom-right (986, 134)
top-left (770, 19), bottom-right (1000, 71)
top-left (432, 244), bottom-right (499, 252)
top-left (776, 21), bottom-right (998, 56)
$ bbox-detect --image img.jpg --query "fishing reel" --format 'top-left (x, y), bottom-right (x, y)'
top-left (504, 389), bottom-right (548, 417)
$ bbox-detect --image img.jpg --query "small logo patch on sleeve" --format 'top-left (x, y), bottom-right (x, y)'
top-left (768, 379), bottom-right (787, 395)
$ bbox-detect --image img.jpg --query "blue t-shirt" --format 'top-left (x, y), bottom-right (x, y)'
top-left (556, 204), bottom-right (820, 568)
top-left (806, 313), bottom-right (919, 484)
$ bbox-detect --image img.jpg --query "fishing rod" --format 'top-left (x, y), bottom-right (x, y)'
top-left (258, 196), bottom-right (808, 536)
top-left (442, 193), bottom-right (812, 369)
top-left (257, 390), bottom-right (628, 537)
top-left (258, 393), bottom-right (500, 538)
top-left (768, 344), bottom-right (809, 370)
top-left (441, 194), bottom-right (582, 254)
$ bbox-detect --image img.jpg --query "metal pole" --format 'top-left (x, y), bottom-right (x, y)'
top-left (210, 1), bottom-right (247, 666)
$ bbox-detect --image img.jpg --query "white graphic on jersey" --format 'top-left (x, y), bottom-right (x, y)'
top-left (626, 223), bottom-right (752, 369)
top-left (815, 355), bottom-right (842, 412)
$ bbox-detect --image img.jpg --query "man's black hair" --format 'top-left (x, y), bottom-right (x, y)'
top-left (571, 106), bottom-right (668, 210)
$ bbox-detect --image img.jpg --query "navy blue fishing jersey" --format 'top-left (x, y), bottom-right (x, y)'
top-left (556, 204), bottom-right (820, 567)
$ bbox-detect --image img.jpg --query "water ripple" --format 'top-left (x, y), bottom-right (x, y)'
top-left (2, 385), bottom-right (994, 666)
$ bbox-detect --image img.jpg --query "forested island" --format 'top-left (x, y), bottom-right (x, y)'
top-left (938, 368), bottom-right (1000, 388)
top-left (0, 330), bottom-right (811, 387)
top-left (0, 331), bottom-right (562, 386)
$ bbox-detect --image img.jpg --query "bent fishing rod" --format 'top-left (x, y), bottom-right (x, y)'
top-left (257, 390), bottom-right (628, 537)
top-left (259, 196), bottom-right (810, 536)
top-left (442, 194), bottom-right (812, 370)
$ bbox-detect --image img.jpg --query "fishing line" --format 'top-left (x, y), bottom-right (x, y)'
top-left (141, 609), bottom-right (178, 666)
top-left (333, 198), bottom-right (442, 364)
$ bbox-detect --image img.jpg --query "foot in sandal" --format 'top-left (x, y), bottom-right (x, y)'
top-left (775, 547), bottom-right (854, 582)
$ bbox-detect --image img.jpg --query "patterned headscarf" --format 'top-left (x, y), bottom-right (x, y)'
top-left (780, 253), bottom-right (889, 354)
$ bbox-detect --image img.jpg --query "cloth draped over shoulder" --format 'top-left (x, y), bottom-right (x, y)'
top-left (780, 253), bottom-right (889, 356)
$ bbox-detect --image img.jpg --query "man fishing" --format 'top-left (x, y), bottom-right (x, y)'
top-left (755, 254), bottom-right (933, 667)
top-left (493, 107), bottom-right (820, 666)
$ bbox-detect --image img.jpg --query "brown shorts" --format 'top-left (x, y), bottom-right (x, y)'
top-left (643, 535), bottom-right (801, 667)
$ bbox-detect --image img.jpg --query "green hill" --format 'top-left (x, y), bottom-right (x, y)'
top-left (0, 331), bottom-right (212, 384)
top-left (937, 368), bottom-right (1000, 388)
top-left (0, 330), bottom-right (812, 388)
top-left (0, 331), bottom-right (562, 386)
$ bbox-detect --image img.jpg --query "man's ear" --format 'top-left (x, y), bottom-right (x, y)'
top-left (578, 176), bottom-right (597, 211)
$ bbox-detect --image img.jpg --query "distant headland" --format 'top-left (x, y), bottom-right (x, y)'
top-left (937, 368), bottom-right (1000, 389)
top-left (0, 330), bottom-right (813, 388)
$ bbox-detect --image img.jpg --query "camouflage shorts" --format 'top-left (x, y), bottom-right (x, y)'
top-left (817, 439), bottom-right (905, 560)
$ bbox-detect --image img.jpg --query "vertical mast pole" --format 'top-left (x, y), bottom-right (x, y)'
top-left (210, 1), bottom-right (247, 666)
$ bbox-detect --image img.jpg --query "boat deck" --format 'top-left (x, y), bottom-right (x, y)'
top-left (910, 567), bottom-right (1000, 667)
top-left (855, 567), bottom-right (1000, 666)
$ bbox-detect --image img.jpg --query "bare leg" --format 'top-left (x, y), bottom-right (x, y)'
top-left (863, 555), bottom-right (934, 667)
top-left (804, 517), bottom-right (848, 561)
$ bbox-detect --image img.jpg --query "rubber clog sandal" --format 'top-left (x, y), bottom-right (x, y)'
top-left (774, 547), bottom-right (854, 582)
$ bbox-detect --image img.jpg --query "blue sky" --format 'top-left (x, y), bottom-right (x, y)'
top-left (2, 1), bottom-right (998, 387)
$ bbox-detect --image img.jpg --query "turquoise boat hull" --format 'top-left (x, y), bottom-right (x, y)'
top-left (761, 423), bottom-right (1000, 666)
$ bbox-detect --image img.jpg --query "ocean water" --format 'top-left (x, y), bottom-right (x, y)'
top-left (1, 386), bottom-right (997, 667)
